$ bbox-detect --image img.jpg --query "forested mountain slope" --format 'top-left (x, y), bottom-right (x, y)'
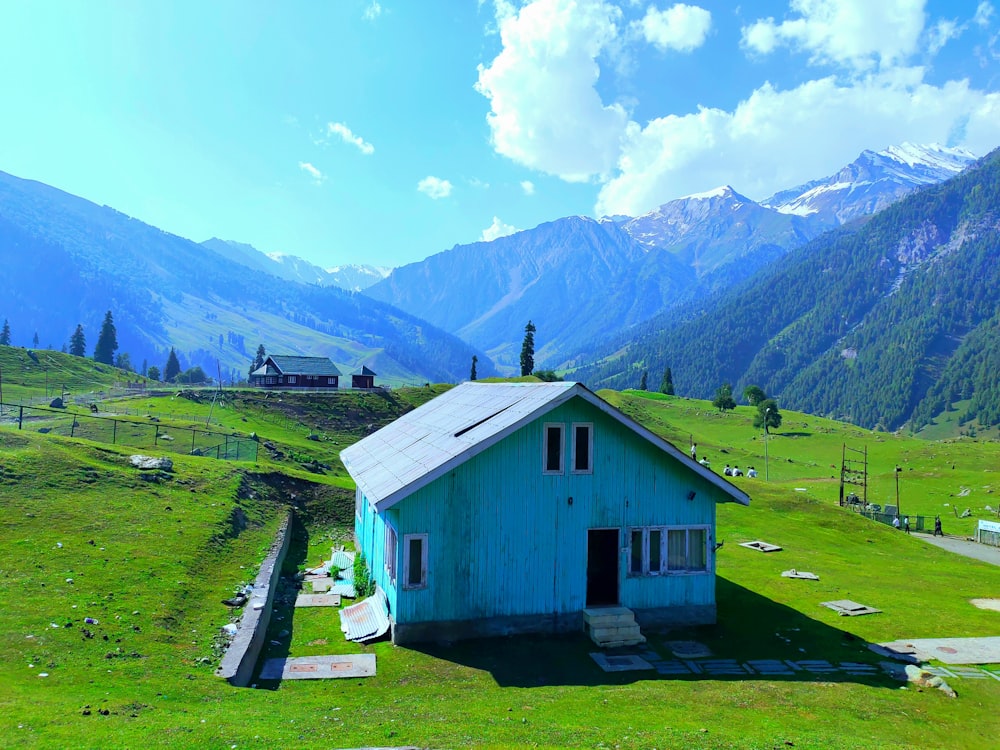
top-left (0, 171), bottom-right (490, 384)
top-left (573, 149), bottom-right (1000, 432)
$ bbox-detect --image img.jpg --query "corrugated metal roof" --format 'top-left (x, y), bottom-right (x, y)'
top-left (250, 363), bottom-right (280, 377)
top-left (357, 365), bottom-right (377, 376)
top-left (340, 381), bottom-right (750, 510)
top-left (340, 587), bottom-right (390, 642)
top-left (267, 355), bottom-right (341, 376)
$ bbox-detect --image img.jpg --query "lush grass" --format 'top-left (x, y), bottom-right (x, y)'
top-left (3, 389), bottom-right (1000, 749)
top-left (0, 345), bottom-right (149, 405)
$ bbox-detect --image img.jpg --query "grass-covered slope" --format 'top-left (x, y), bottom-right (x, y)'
top-left (2, 388), bottom-right (1000, 749)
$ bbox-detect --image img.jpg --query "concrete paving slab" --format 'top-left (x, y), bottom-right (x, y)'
top-left (822, 599), bottom-right (881, 616)
top-left (665, 640), bottom-right (712, 658)
top-left (259, 654), bottom-right (376, 680)
top-left (878, 636), bottom-right (1000, 664)
top-left (589, 653), bottom-right (654, 672)
top-left (781, 569), bottom-right (819, 580)
top-left (295, 593), bottom-right (341, 608)
top-left (311, 579), bottom-right (332, 593)
top-left (740, 540), bottom-right (782, 552)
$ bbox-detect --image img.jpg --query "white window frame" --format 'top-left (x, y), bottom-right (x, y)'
top-left (403, 533), bottom-right (428, 590)
top-left (328, 377), bottom-right (337, 385)
top-left (571, 422), bottom-right (593, 474)
top-left (543, 423), bottom-right (564, 475)
top-left (286, 375), bottom-right (296, 384)
top-left (627, 525), bottom-right (710, 576)
top-left (384, 524), bottom-right (397, 585)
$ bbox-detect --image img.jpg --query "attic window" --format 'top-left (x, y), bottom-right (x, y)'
top-left (572, 423), bottom-right (592, 474)
top-left (543, 423), bottom-right (564, 474)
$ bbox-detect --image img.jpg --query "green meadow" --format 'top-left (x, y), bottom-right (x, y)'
top-left (2, 373), bottom-right (1000, 749)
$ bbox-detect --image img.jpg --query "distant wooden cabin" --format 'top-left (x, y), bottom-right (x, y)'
top-left (341, 381), bottom-right (750, 645)
top-left (249, 355), bottom-right (340, 389)
top-left (351, 365), bottom-right (376, 389)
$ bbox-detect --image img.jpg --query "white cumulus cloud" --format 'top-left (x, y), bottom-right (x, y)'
top-left (363, 2), bottom-right (383, 21)
top-left (741, 0), bottom-right (927, 71)
top-left (417, 176), bottom-right (453, 199)
top-left (520, 179), bottom-right (536, 195)
top-left (634, 3), bottom-right (712, 53)
top-left (481, 216), bottom-right (518, 241)
top-left (326, 122), bottom-right (375, 155)
top-left (475, 0), bottom-right (629, 182)
top-left (927, 18), bottom-right (962, 54)
top-left (974, 1), bottom-right (994, 27)
top-left (596, 71), bottom-right (1000, 217)
top-left (298, 161), bottom-right (326, 185)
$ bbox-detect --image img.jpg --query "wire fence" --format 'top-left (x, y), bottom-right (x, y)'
top-left (0, 402), bottom-right (258, 462)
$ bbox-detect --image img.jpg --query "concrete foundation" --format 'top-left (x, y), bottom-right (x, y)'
top-left (390, 603), bottom-right (715, 645)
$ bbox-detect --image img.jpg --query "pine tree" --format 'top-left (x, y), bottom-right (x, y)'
top-left (0, 319), bottom-right (10, 346)
top-left (250, 344), bottom-right (266, 375)
top-left (660, 367), bottom-right (675, 395)
top-left (164, 348), bottom-right (181, 382)
top-left (520, 321), bottom-right (536, 377)
top-left (69, 324), bottom-right (86, 357)
top-left (93, 310), bottom-right (119, 365)
top-left (639, 370), bottom-right (648, 390)
top-left (32, 332), bottom-right (39, 348)
top-left (470, 355), bottom-right (478, 381)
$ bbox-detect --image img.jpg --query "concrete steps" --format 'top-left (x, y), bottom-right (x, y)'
top-left (583, 606), bottom-right (645, 648)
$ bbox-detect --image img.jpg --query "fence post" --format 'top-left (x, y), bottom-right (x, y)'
top-left (19, 405), bottom-right (23, 430)
top-left (113, 419), bottom-right (117, 445)
top-left (154, 424), bottom-right (159, 446)
top-left (191, 430), bottom-right (196, 454)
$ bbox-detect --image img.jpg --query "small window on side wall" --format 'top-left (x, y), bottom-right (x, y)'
top-left (403, 533), bottom-right (428, 589)
top-left (572, 423), bottom-right (593, 473)
top-left (385, 525), bottom-right (397, 585)
top-left (543, 423), bottom-right (564, 474)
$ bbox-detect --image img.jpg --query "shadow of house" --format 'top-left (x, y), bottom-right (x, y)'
top-left (407, 577), bottom-right (899, 690)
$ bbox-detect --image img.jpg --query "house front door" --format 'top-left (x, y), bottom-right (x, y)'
top-left (586, 528), bottom-right (619, 606)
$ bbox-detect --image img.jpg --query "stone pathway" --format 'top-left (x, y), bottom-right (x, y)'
top-left (589, 644), bottom-right (1000, 681)
top-left (295, 593), bottom-right (341, 608)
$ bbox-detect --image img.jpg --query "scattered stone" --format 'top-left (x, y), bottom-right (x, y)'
top-left (129, 455), bottom-right (174, 471)
top-left (905, 664), bottom-right (957, 697)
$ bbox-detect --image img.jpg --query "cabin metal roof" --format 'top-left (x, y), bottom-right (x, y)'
top-left (355, 365), bottom-right (377, 376)
top-left (341, 381), bottom-right (750, 511)
top-left (264, 355), bottom-right (341, 376)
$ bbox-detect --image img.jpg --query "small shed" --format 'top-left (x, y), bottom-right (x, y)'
top-left (351, 365), bottom-right (376, 390)
top-left (249, 355), bottom-right (340, 389)
top-left (341, 381), bottom-right (749, 645)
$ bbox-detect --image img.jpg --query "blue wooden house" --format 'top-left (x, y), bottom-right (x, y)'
top-left (341, 382), bottom-right (749, 645)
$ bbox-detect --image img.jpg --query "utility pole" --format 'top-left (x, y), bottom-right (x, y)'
top-left (764, 406), bottom-right (773, 481)
top-left (895, 465), bottom-right (902, 520)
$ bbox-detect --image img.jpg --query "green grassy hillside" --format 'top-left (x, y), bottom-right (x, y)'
top-left (2, 387), bottom-right (999, 749)
top-left (0, 345), bottom-right (150, 405)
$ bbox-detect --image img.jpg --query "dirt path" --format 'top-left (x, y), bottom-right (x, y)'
top-left (913, 532), bottom-right (1000, 567)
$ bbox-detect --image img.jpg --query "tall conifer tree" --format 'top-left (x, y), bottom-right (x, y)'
top-left (520, 321), bottom-right (536, 377)
top-left (93, 310), bottom-right (119, 365)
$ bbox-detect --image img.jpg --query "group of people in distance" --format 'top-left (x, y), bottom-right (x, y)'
top-left (722, 464), bottom-right (756, 478)
top-left (690, 445), bottom-right (757, 478)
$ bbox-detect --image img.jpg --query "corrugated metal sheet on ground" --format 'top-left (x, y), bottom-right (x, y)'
top-left (330, 549), bottom-right (354, 576)
top-left (340, 587), bottom-right (390, 642)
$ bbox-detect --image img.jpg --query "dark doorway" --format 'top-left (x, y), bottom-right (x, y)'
top-left (586, 528), bottom-right (619, 606)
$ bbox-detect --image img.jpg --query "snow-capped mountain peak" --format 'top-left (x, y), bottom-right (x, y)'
top-left (762, 143), bottom-right (976, 224)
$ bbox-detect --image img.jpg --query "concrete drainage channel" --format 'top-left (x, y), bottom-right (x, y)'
top-left (216, 510), bottom-right (293, 687)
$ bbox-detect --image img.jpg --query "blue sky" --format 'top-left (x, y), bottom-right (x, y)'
top-left (1, 1), bottom-right (998, 269)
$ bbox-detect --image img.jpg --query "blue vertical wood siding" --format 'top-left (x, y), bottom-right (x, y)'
top-left (356, 396), bottom-right (725, 626)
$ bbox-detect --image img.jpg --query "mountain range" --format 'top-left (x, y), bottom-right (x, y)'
top-left (365, 143), bottom-right (976, 370)
top-left (200, 237), bottom-right (389, 291)
top-left (0, 171), bottom-right (491, 385)
top-left (573, 147), bottom-right (1000, 432)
